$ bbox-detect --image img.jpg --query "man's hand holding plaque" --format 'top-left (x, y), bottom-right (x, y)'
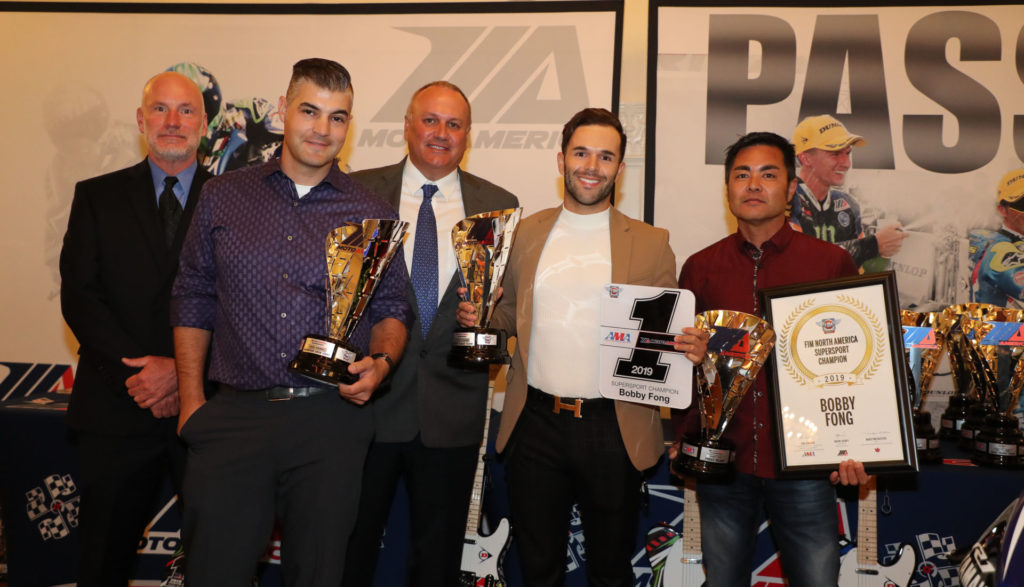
top-left (449, 208), bottom-right (522, 366)
top-left (288, 219), bottom-right (409, 385)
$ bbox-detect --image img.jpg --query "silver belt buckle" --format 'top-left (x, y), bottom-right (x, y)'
top-left (267, 387), bottom-right (296, 401)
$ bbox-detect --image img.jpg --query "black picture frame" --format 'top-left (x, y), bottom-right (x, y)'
top-left (760, 271), bottom-right (918, 475)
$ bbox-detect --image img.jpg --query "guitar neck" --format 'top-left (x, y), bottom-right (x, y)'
top-left (681, 480), bottom-right (702, 555)
top-left (857, 480), bottom-right (878, 566)
top-left (464, 383), bottom-right (495, 536)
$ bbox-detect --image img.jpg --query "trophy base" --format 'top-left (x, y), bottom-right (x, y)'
top-left (913, 411), bottom-right (942, 464)
top-left (940, 395), bottom-right (971, 440)
top-left (287, 334), bottom-right (361, 385)
top-left (958, 403), bottom-right (994, 451)
top-left (971, 414), bottom-right (1024, 469)
top-left (672, 436), bottom-right (735, 482)
top-left (448, 327), bottom-right (509, 367)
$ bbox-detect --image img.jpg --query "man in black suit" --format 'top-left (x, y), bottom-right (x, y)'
top-left (59, 71), bottom-right (210, 586)
top-left (343, 81), bottom-right (518, 587)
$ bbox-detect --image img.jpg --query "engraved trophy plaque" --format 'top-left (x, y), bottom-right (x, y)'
top-left (900, 310), bottom-right (949, 463)
top-left (673, 310), bottom-right (775, 481)
top-left (940, 303), bottom-right (995, 442)
top-left (448, 208), bottom-right (522, 366)
top-left (288, 219), bottom-right (409, 385)
top-left (962, 309), bottom-right (1024, 468)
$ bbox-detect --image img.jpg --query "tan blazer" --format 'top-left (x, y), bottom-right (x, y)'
top-left (490, 205), bottom-right (677, 471)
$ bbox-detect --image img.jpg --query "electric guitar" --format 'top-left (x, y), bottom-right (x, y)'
top-left (646, 479), bottom-right (706, 586)
top-left (838, 478), bottom-right (916, 587)
top-left (458, 385), bottom-right (510, 587)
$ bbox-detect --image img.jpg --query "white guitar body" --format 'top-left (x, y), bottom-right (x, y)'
top-left (838, 543), bottom-right (916, 587)
top-left (838, 478), bottom-right (917, 587)
top-left (665, 540), bottom-right (706, 586)
top-left (460, 517), bottom-right (511, 586)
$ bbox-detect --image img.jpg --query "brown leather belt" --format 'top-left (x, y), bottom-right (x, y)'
top-left (527, 385), bottom-right (612, 419)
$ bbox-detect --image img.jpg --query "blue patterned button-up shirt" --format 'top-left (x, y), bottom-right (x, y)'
top-left (171, 159), bottom-right (412, 390)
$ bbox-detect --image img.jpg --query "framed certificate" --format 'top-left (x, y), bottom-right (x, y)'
top-left (760, 272), bottom-right (918, 475)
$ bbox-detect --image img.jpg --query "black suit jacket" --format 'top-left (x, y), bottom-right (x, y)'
top-left (352, 161), bottom-right (518, 447)
top-left (60, 159), bottom-right (211, 435)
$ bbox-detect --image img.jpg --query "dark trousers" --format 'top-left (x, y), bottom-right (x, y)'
top-left (505, 388), bottom-right (642, 587)
top-left (73, 422), bottom-right (185, 587)
top-left (180, 388), bottom-right (372, 587)
top-left (343, 435), bottom-right (479, 587)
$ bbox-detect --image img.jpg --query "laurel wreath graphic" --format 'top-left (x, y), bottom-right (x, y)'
top-left (779, 298), bottom-right (816, 386)
top-left (836, 294), bottom-right (886, 381)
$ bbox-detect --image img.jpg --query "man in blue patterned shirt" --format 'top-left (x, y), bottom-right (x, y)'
top-left (171, 58), bottom-right (412, 586)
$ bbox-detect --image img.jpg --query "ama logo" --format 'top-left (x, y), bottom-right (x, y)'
top-left (1001, 323), bottom-right (1024, 346)
top-left (708, 326), bottom-right (752, 359)
top-left (903, 326), bottom-right (938, 349)
top-left (605, 331), bottom-right (632, 343)
top-left (722, 332), bottom-right (751, 359)
top-left (979, 321), bottom-right (1024, 347)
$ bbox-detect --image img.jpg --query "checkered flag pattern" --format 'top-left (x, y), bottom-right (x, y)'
top-left (45, 473), bottom-right (76, 499)
top-left (63, 495), bottom-right (81, 527)
top-left (25, 486), bottom-right (48, 520)
top-left (39, 513), bottom-right (69, 540)
top-left (911, 532), bottom-right (960, 586)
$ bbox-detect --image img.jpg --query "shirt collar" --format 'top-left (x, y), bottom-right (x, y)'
top-left (402, 160), bottom-right (460, 201)
top-left (262, 158), bottom-right (351, 194)
top-left (732, 220), bottom-right (795, 255)
top-left (796, 178), bottom-right (832, 212)
top-left (147, 158), bottom-right (198, 203)
top-left (1000, 224), bottom-right (1024, 240)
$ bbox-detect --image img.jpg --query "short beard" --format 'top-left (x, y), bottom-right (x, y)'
top-left (563, 171), bottom-right (615, 208)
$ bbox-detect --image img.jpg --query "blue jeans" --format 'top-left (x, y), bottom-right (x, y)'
top-left (698, 473), bottom-right (840, 587)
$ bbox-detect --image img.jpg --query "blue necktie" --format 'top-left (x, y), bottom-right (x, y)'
top-left (411, 184), bottom-right (439, 338)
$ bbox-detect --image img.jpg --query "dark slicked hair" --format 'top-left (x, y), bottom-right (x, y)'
top-left (561, 108), bottom-right (626, 161)
top-left (407, 81), bottom-right (472, 126)
top-left (285, 58), bottom-right (353, 105)
top-left (723, 132), bottom-right (796, 184)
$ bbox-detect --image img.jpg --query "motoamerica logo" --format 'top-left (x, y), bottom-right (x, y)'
top-left (358, 25), bottom-right (589, 150)
top-left (26, 473), bottom-right (80, 540)
top-left (138, 496), bottom-right (184, 556)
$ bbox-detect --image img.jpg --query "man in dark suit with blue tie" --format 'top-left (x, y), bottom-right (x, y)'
top-left (59, 70), bottom-right (210, 586)
top-left (343, 81), bottom-right (518, 587)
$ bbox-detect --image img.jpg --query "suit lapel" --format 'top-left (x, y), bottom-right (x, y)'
top-left (609, 207), bottom-right (633, 284)
top-left (460, 170), bottom-right (508, 217)
top-left (126, 160), bottom-right (170, 270)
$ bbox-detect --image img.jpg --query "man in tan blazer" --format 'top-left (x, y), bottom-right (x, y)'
top-left (458, 108), bottom-right (706, 586)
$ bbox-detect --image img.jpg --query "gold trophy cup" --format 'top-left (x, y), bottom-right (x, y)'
top-left (288, 219), bottom-right (409, 385)
top-left (673, 310), bottom-right (775, 481)
top-left (449, 208), bottom-right (522, 366)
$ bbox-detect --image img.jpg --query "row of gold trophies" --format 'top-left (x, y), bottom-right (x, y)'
top-left (903, 304), bottom-right (1024, 469)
